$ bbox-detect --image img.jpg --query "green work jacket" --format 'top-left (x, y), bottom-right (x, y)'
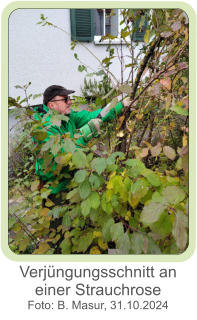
top-left (33, 102), bottom-right (123, 194)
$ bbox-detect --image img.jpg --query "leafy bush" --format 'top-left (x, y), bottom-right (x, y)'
top-left (8, 8), bottom-right (189, 254)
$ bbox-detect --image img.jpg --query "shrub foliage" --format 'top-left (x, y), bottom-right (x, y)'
top-left (9, 9), bottom-right (189, 254)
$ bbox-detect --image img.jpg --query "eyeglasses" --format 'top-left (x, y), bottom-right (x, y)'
top-left (50, 96), bottom-right (70, 103)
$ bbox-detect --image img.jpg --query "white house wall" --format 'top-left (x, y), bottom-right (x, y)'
top-left (9, 8), bottom-right (135, 105)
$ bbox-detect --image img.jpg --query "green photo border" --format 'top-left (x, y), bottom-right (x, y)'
top-left (2, 1), bottom-right (196, 262)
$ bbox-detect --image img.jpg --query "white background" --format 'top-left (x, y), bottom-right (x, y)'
top-left (1, 0), bottom-right (196, 319)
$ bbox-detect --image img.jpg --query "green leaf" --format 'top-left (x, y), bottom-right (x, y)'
top-left (14, 85), bottom-right (23, 89)
top-left (74, 169), bottom-right (87, 184)
top-left (162, 186), bottom-right (185, 205)
top-left (62, 214), bottom-right (72, 228)
top-left (116, 233), bottom-right (131, 254)
top-left (108, 152), bottom-right (125, 164)
top-left (147, 237), bottom-right (162, 254)
top-left (60, 238), bottom-right (71, 254)
top-left (125, 159), bottom-right (145, 170)
top-left (172, 210), bottom-right (188, 251)
top-left (48, 206), bottom-right (63, 219)
top-left (151, 212), bottom-right (172, 238)
top-left (140, 202), bottom-right (168, 225)
top-left (34, 242), bottom-right (50, 254)
top-left (66, 188), bottom-right (81, 203)
top-left (55, 153), bottom-right (72, 165)
top-left (41, 135), bottom-right (60, 153)
top-left (91, 158), bottom-right (107, 175)
top-left (78, 65), bottom-right (87, 72)
top-left (72, 150), bottom-right (87, 168)
top-left (40, 188), bottom-right (51, 199)
top-left (77, 231), bottom-right (93, 253)
top-left (32, 130), bottom-right (47, 141)
top-left (129, 178), bottom-right (149, 208)
top-left (51, 141), bottom-right (61, 156)
top-left (101, 193), bottom-right (113, 214)
top-left (130, 232), bottom-right (144, 254)
top-left (89, 173), bottom-right (102, 190)
top-left (110, 222), bottom-right (124, 242)
top-left (171, 105), bottom-right (188, 116)
top-left (102, 218), bottom-right (114, 242)
top-left (88, 192), bottom-right (100, 209)
top-left (19, 238), bottom-right (30, 252)
top-left (8, 216), bottom-right (16, 229)
top-left (130, 179), bottom-right (144, 194)
top-left (62, 139), bottom-right (76, 153)
top-left (81, 198), bottom-right (91, 217)
top-left (142, 169), bottom-right (161, 187)
top-left (152, 191), bottom-right (163, 202)
top-left (79, 178), bottom-right (91, 200)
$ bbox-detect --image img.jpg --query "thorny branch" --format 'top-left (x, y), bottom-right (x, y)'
top-left (122, 39), bottom-right (188, 154)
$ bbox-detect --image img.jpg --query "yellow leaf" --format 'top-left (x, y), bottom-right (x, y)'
top-left (33, 242), bottom-right (51, 254)
top-left (119, 188), bottom-right (128, 202)
top-left (98, 238), bottom-right (108, 250)
top-left (40, 208), bottom-right (50, 217)
top-left (89, 246), bottom-right (101, 254)
top-left (64, 231), bottom-right (70, 239)
top-left (184, 28), bottom-right (188, 41)
top-left (93, 231), bottom-right (102, 239)
top-left (45, 199), bottom-right (55, 207)
top-left (125, 211), bottom-right (131, 221)
top-left (117, 130), bottom-right (124, 137)
top-left (178, 86), bottom-right (184, 95)
top-left (19, 238), bottom-right (30, 252)
top-left (128, 195), bottom-right (140, 208)
top-left (121, 169), bottom-right (127, 177)
top-left (182, 134), bottom-right (187, 147)
top-left (170, 121), bottom-right (175, 129)
top-left (106, 189), bottom-right (113, 202)
top-left (144, 141), bottom-right (152, 148)
top-left (144, 29), bottom-right (150, 43)
top-left (116, 115), bottom-right (125, 130)
top-left (136, 114), bottom-right (143, 120)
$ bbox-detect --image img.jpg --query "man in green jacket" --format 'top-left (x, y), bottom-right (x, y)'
top-left (33, 85), bottom-right (130, 196)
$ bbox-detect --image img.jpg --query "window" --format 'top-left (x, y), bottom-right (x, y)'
top-left (70, 9), bottom-right (148, 44)
top-left (94, 9), bottom-right (119, 36)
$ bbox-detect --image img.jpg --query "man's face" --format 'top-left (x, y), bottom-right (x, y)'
top-left (48, 95), bottom-right (72, 115)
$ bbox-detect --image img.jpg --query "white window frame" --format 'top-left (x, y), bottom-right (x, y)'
top-left (94, 9), bottom-right (129, 45)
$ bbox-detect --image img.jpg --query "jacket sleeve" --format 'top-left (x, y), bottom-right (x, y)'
top-left (72, 101), bottom-right (124, 128)
top-left (101, 102), bottom-right (123, 122)
top-left (71, 109), bottom-right (102, 129)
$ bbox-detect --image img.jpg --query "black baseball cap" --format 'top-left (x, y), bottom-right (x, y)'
top-left (43, 85), bottom-right (75, 105)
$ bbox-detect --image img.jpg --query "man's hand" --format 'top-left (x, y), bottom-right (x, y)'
top-left (79, 118), bottom-right (102, 143)
top-left (122, 97), bottom-right (132, 107)
top-left (88, 118), bottom-right (102, 134)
